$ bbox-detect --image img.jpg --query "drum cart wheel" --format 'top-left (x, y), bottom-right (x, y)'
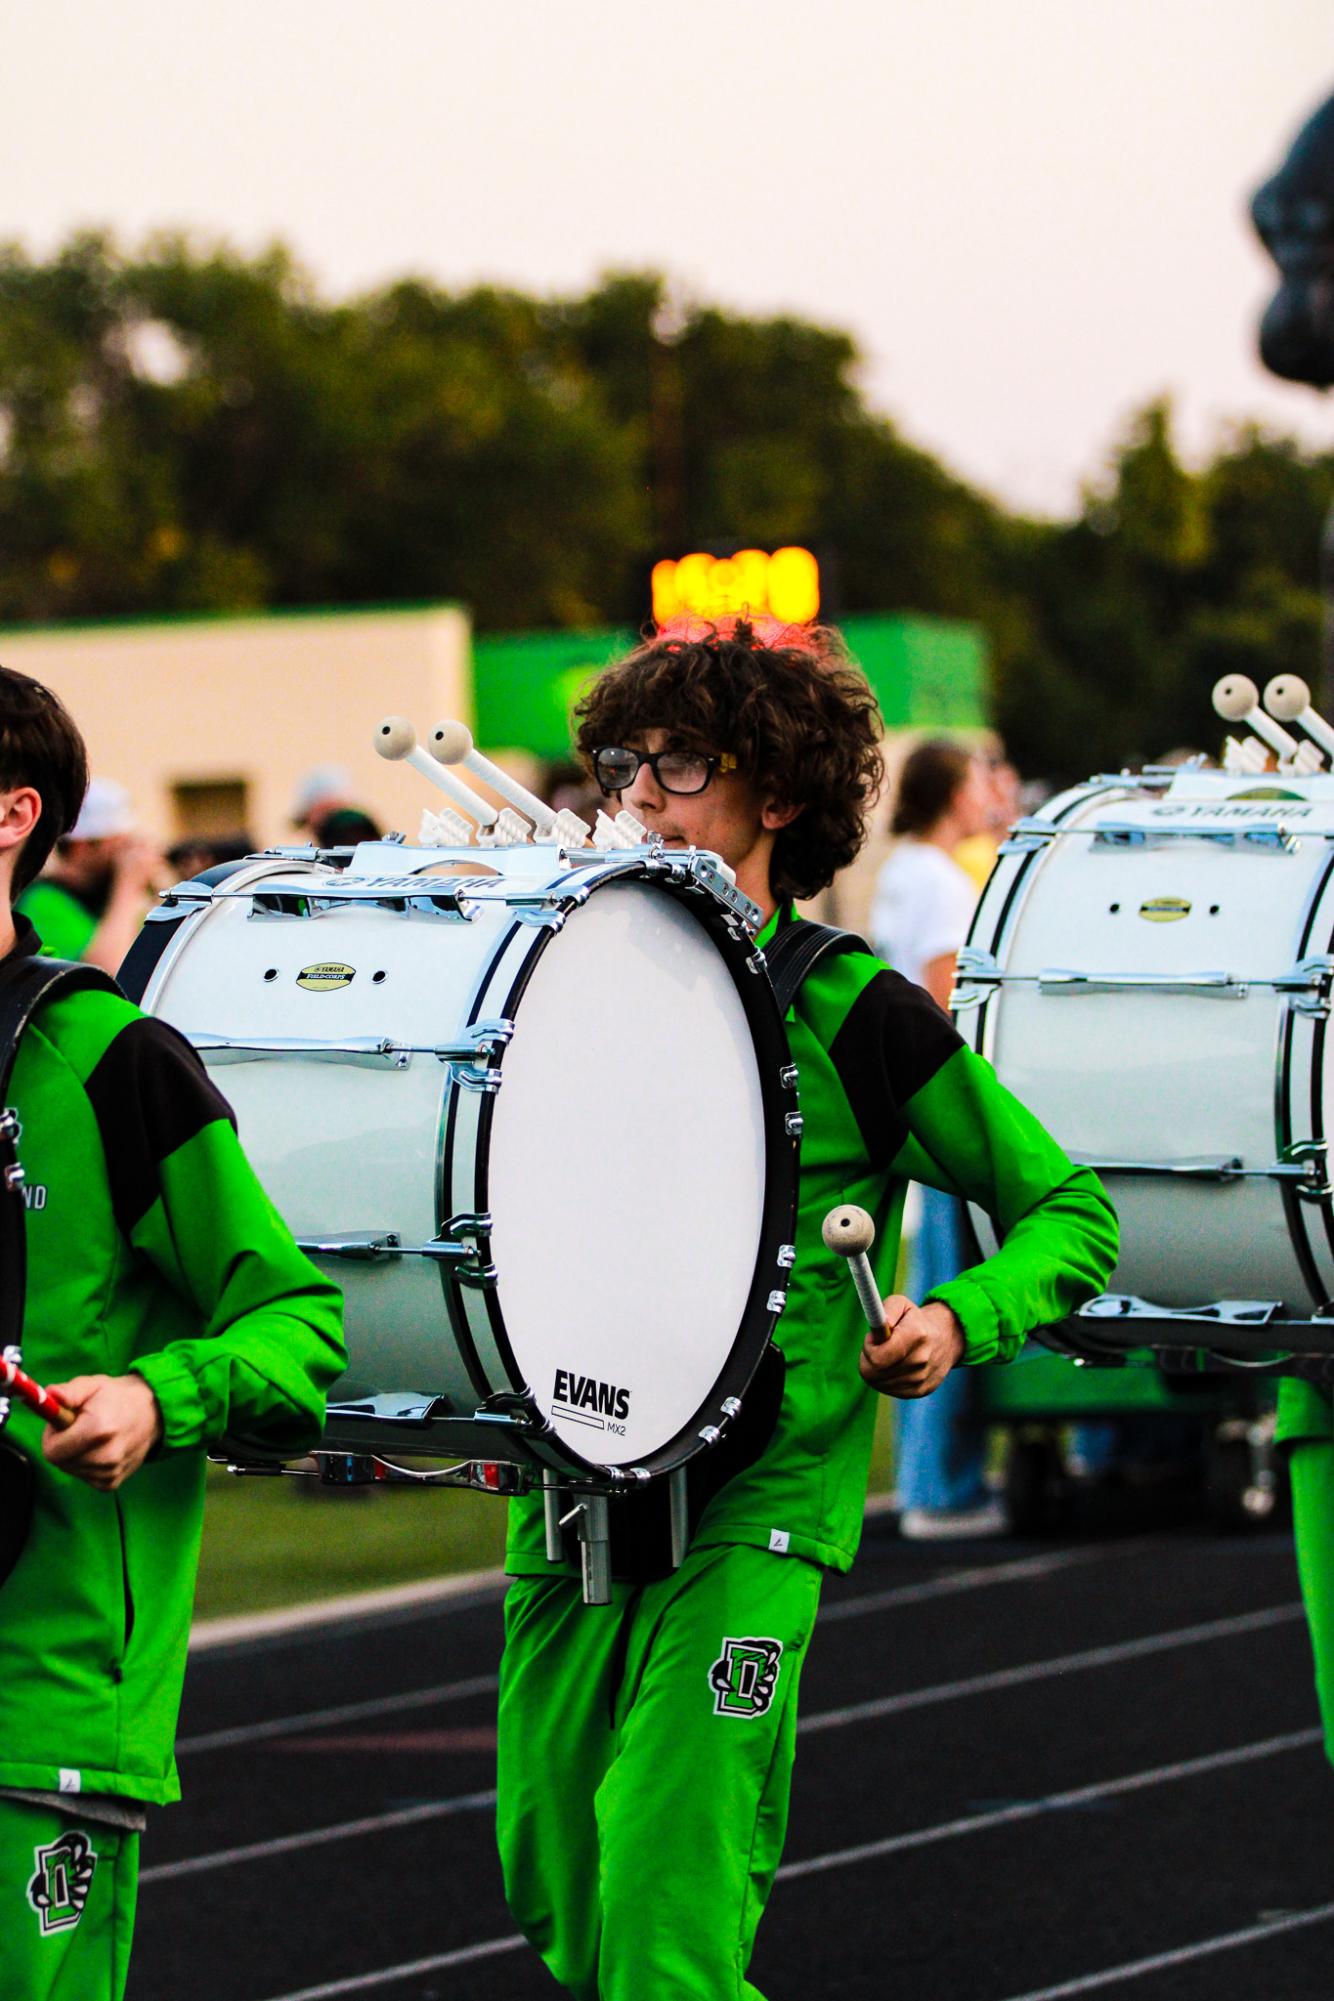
top-left (1204, 1414), bottom-right (1288, 1533)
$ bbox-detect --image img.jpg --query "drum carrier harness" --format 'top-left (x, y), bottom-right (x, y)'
top-left (0, 954), bottom-right (119, 1585)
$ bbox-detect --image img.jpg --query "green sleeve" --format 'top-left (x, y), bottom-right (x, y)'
top-left (891, 1045), bottom-right (1119, 1366)
top-left (15, 881), bottom-right (97, 960)
top-left (128, 1120), bottom-right (347, 1453)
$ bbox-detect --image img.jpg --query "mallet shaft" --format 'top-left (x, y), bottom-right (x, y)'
top-left (404, 746), bottom-right (498, 825)
top-left (0, 1356), bottom-right (74, 1428)
top-left (847, 1253), bottom-right (886, 1333)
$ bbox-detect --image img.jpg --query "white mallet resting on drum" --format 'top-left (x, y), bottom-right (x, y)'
top-left (822, 1204), bottom-right (886, 1334)
top-left (1212, 675), bottom-right (1322, 773)
top-left (373, 717), bottom-right (499, 832)
top-left (431, 721), bottom-right (590, 848)
top-left (1263, 675), bottom-right (1334, 766)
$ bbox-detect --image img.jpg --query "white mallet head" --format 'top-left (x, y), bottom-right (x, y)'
top-left (375, 716), bottom-right (418, 761)
top-left (1212, 675), bottom-right (1260, 723)
top-left (822, 1205), bottom-right (876, 1258)
top-left (430, 721), bottom-right (474, 766)
top-left (1264, 675), bottom-right (1311, 723)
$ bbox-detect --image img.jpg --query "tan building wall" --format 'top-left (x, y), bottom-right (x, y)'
top-left (0, 605), bottom-right (472, 848)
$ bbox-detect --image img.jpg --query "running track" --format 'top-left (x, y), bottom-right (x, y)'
top-left (130, 1518), bottom-right (1332, 1998)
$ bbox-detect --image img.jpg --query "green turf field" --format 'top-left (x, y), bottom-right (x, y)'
top-left (194, 1465), bottom-right (511, 1620)
top-left (194, 1397), bottom-right (898, 1622)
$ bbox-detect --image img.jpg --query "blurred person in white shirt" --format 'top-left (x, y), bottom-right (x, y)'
top-left (871, 739), bottom-right (1001, 1539)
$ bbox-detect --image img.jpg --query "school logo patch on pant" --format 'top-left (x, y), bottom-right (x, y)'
top-left (27, 1831), bottom-right (97, 1935)
top-left (709, 1636), bottom-right (783, 1718)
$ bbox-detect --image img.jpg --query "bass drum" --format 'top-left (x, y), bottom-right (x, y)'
top-left (955, 766), bottom-right (1334, 1359)
top-left (125, 842), bottom-right (799, 1475)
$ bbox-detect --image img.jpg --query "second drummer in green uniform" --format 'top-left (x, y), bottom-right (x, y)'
top-left (496, 618), bottom-right (1119, 2000)
top-left (1277, 1376), bottom-right (1334, 1763)
top-left (0, 666), bottom-right (348, 2001)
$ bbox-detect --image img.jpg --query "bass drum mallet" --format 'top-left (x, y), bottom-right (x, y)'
top-left (0, 1353), bottom-right (73, 1429)
top-left (821, 1204), bottom-right (886, 1333)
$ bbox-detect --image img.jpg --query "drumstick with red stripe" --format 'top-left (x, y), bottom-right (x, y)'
top-left (0, 1354), bottom-right (75, 1429)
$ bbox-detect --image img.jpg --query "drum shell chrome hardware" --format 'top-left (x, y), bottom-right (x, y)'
top-left (127, 843), bottom-right (800, 1477)
top-left (956, 769), bottom-right (1334, 1345)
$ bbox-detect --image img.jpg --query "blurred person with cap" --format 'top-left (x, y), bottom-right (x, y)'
top-left (16, 780), bottom-right (161, 975)
top-left (311, 806), bottom-right (381, 849)
top-left (289, 764), bottom-right (356, 843)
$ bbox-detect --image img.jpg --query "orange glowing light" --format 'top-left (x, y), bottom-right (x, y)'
top-left (650, 547), bottom-right (819, 624)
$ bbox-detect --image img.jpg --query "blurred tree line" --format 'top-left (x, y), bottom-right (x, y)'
top-left (1, 232), bottom-right (1331, 781)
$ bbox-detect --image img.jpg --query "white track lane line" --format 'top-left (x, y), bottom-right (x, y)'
top-left (998, 1897), bottom-right (1334, 2000)
top-left (259, 1936), bottom-right (527, 2000)
top-left (151, 1608), bottom-right (1306, 1889)
top-left (777, 1726), bottom-right (1321, 1879)
top-left (179, 1543), bottom-right (1134, 1756)
top-left (818, 1545), bottom-right (1131, 1624)
top-left (798, 1603), bottom-right (1303, 1734)
top-left (248, 1727), bottom-right (1324, 2001)
top-left (138, 1790), bottom-right (497, 1886)
top-left (176, 1675), bottom-right (499, 1755)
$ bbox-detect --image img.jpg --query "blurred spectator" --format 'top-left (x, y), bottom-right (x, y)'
top-left (313, 806), bottom-right (381, 848)
top-left (543, 758), bottom-right (602, 830)
top-left (17, 778), bottom-right (162, 973)
top-left (165, 832), bottom-right (255, 877)
top-left (956, 746), bottom-right (1022, 891)
top-left (290, 764), bottom-right (356, 842)
top-left (871, 739), bottom-right (1004, 1540)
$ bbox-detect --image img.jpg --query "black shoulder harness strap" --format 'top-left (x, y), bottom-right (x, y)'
top-left (0, 956), bottom-right (120, 1356)
top-left (0, 954), bottom-right (119, 1585)
top-left (762, 919), bottom-right (871, 1017)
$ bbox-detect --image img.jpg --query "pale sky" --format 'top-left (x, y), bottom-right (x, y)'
top-left (3, 0), bottom-right (1331, 514)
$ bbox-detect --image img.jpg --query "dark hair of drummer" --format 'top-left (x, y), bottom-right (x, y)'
top-left (573, 617), bottom-right (884, 901)
top-left (0, 665), bottom-right (90, 892)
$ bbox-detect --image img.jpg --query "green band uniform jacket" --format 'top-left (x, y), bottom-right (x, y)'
top-left (15, 880), bottom-right (99, 962)
top-left (0, 918), bottom-right (347, 1804)
top-left (507, 910), bottom-right (1119, 1577)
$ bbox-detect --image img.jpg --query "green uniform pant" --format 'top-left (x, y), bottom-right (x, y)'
top-left (0, 1800), bottom-right (139, 2000)
top-left (496, 1541), bottom-right (823, 2001)
top-left (1290, 1440), bottom-right (1334, 1766)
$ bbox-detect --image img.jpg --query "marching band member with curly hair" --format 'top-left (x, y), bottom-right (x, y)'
top-left (495, 618), bottom-right (1118, 2000)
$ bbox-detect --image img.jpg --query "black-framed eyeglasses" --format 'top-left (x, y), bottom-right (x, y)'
top-left (592, 746), bottom-right (738, 796)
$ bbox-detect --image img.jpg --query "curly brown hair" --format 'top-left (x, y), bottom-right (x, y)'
top-left (573, 618), bottom-right (884, 901)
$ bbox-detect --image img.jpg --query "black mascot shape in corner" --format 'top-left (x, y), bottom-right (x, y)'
top-left (1253, 91), bottom-right (1334, 389)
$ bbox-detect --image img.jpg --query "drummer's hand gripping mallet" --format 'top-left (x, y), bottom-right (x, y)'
top-left (0, 1353), bottom-right (74, 1431)
top-left (822, 1205), bottom-right (886, 1336)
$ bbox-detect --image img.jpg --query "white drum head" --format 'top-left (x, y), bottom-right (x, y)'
top-left (486, 882), bottom-right (767, 1466)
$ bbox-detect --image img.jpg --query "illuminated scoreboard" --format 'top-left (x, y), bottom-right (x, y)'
top-left (651, 546), bottom-right (820, 626)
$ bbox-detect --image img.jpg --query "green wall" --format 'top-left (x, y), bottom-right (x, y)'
top-left (472, 628), bottom-right (634, 759)
top-left (473, 614), bottom-right (990, 758)
top-left (839, 615), bottom-right (988, 730)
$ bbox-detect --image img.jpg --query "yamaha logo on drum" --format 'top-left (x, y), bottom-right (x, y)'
top-left (295, 962), bottom-right (356, 991)
top-left (552, 1368), bottom-right (631, 1429)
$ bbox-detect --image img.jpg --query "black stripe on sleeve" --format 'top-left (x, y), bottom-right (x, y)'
top-left (84, 1016), bottom-right (238, 1240)
top-left (827, 968), bottom-right (964, 1168)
